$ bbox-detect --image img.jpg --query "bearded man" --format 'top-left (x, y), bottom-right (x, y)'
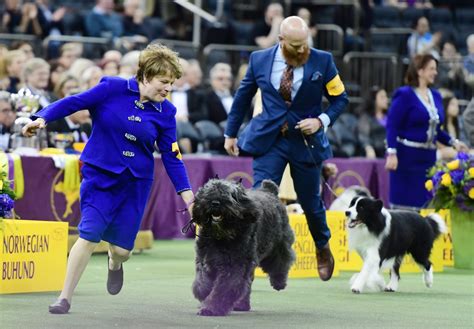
top-left (224, 16), bottom-right (348, 281)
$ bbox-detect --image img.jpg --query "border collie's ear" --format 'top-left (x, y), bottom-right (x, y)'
top-left (375, 199), bottom-right (383, 212)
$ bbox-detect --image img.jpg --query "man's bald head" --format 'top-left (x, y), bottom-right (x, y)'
top-left (278, 16), bottom-right (311, 67)
top-left (279, 16), bottom-right (309, 41)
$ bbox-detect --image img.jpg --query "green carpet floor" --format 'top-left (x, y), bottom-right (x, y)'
top-left (0, 240), bottom-right (473, 329)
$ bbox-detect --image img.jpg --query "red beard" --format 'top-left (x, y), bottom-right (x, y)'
top-left (281, 44), bottom-right (310, 67)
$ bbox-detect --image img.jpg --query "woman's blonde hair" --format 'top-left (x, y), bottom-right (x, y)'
top-left (136, 43), bottom-right (182, 82)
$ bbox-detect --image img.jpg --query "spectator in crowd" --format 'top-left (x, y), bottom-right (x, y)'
top-left (225, 16), bottom-right (348, 281)
top-left (186, 59), bottom-right (204, 90)
top-left (58, 43), bottom-right (83, 70)
top-left (0, 43), bottom-right (8, 57)
top-left (48, 59), bottom-right (67, 92)
top-left (357, 86), bottom-right (390, 158)
top-left (100, 58), bottom-right (120, 76)
top-left (10, 40), bottom-right (35, 60)
top-left (407, 16), bottom-right (441, 60)
top-left (103, 50), bottom-right (122, 64)
top-left (4, 49), bottom-right (27, 93)
top-left (85, 0), bottom-right (123, 39)
top-left (0, 91), bottom-right (16, 151)
top-left (385, 54), bottom-right (468, 210)
top-left (170, 58), bottom-right (205, 153)
top-left (80, 66), bottom-right (104, 90)
top-left (48, 74), bottom-right (91, 145)
top-left (438, 94), bottom-right (466, 159)
top-left (462, 97), bottom-right (474, 147)
top-left (22, 58), bottom-right (52, 109)
top-left (437, 41), bottom-right (465, 93)
top-left (122, 0), bottom-right (148, 38)
top-left (33, 0), bottom-right (67, 38)
top-left (1, 0), bottom-right (22, 34)
top-left (119, 50), bottom-right (140, 77)
top-left (67, 58), bottom-right (95, 81)
top-left (464, 34), bottom-right (474, 89)
top-left (296, 7), bottom-right (317, 47)
top-left (251, 2), bottom-right (284, 48)
top-left (23, 43), bottom-right (194, 315)
top-left (205, 63), bottom-right (234, 126)
top-left (1, 0), bottom-right (45, 36)
top-left (53, 74), bottom-right (79, 100)
top-left (326, 112), bottom-right (361, 158)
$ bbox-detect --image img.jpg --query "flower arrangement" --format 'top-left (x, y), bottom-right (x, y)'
top-left (425, 152), bottom-right (474, 211)
top-left (0, 168), bottom-right (15, 218)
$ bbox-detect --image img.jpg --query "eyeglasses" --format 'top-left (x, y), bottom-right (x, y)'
top-left (215, 76), bottom-right (232, 81)
top-left (0, 108), bottom-right (13, 114)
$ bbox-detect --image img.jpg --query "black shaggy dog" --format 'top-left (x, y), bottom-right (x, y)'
top-left (191, 178), bottom-right (295, 316)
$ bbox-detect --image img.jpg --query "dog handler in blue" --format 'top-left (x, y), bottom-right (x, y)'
top-left (22, 43), bottom-right (194, 314)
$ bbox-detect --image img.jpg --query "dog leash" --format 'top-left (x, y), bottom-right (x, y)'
top-left (300, 130), bottom-right (339, 199)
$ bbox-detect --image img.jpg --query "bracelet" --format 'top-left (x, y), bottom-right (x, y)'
top-left (450, 138), bottom-right (460, 147)
top-left (386, 148), bottom-right (397, 155)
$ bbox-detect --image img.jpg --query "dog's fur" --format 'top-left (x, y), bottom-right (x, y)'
top-left (191, 179), bottom-right (295, 316)
top-left (345, 196), bottom-right (447, 294)
top-left (329, 185), bottom-right (371, 211)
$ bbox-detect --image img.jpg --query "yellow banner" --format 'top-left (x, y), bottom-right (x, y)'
top-left (256, 213), bottom-right (341, 278)
top-left (0, 219), bottom-right (68, 294)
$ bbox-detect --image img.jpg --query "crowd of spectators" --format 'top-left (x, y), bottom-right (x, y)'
top-left (0, 0), bottom-right (473, 157)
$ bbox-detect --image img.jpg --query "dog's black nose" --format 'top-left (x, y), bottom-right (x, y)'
top-left (211, 200), bottom-right (220, 207)
top-left (345, 211), bottom-right (350, 217)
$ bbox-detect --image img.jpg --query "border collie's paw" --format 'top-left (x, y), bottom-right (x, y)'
top-left (351, 288), bottom-right (361, 294)
top-left (384, 287), bottom-right (396, 292)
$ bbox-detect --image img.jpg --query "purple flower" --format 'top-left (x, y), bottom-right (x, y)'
top-left (0, 193), bottom-right (14, 213)
top-left (456, 152), bottom-right (470, 161)
top-left (432, 171), bottom-right (444, 187)
top-left (450, 169), bottom-right (465, 184)
top-left (464, 180), bottom-right (474, 194)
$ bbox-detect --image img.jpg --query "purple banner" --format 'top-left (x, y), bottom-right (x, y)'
top-left (13, 156), bottom-right (389, 239)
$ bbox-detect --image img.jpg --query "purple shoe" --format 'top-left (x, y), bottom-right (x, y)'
top-left (49, 298), bottom-right (71, 314)
top-left (107, 257), bottom-right (123, 295)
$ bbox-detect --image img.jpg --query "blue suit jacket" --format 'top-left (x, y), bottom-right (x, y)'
top-left (225, 45), bottom-right (348, 163)
top-left (34, 77), bottom-right (191, 193)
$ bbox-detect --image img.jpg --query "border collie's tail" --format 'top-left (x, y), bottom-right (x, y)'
top-left (426, 213), bottom-right (447, 237)
top-left (260, 179), bottom-right (279, 196)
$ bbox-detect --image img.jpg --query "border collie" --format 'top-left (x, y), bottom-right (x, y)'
top-left (345, 197), bottom-right (447, 294)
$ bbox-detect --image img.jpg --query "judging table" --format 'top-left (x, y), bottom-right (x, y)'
top-left (13, 155), bottom-right (389, 239)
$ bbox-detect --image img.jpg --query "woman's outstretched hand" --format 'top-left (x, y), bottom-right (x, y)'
top-left (22, 118), bottom-right (46, 137)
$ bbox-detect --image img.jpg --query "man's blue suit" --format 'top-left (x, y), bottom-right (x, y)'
top-left (225, 45), bottom-right (348, 249)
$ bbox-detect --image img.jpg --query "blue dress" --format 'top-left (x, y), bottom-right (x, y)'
top-left (386, 86), bottom-right (452, 209)
top-left (35, 76), bottom-right (191, 249)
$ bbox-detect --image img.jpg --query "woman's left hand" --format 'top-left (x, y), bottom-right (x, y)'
top-left (453, 140), bottom-right (469, 153)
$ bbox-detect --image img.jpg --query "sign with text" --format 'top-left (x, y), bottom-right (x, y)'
top-left (256, 213), bottom-right (342, 278)
top-left (0, 219), bottom-right (68, 294)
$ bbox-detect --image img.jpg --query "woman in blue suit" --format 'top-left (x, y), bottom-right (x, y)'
top-left (23, 44), bottom-right (194, 314)
top-left (385, 54), bottom-right (468, 210)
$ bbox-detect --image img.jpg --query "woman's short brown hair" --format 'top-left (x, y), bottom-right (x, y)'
top-left (404, 54), bottom-right (437, 87)
top-left (136, 43), bottom-right (182, 83)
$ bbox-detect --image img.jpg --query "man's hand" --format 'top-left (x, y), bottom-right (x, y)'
top-left (224, 137), bottom-right (239, 156)
top-left (22, 118), bottom-right (46, 137)
top-left (295, 118), bottom-right (322, 135)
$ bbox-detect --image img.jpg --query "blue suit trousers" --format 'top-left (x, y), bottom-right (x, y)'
top-left (252, 135), bottom-right (331, 249)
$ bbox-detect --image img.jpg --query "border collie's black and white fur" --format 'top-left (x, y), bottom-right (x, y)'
top-left (345, 197), bottom-right (447, 294)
